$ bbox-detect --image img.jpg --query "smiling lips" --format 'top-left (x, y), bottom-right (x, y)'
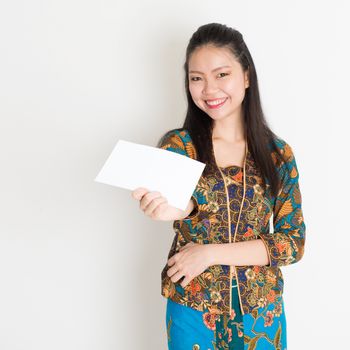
top-left (205, 97), bottom-right (227, 109)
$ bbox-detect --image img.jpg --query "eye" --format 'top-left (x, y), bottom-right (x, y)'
top-left (189, 72), bottom-right (229, 81)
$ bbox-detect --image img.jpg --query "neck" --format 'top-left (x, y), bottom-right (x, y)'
top-left (212, 112), bottom-right (245, 143)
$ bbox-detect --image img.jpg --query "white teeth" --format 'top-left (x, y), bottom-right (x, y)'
top-left (206, 98), bottom-right (226, 106)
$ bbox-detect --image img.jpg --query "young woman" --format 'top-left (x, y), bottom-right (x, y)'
top-left (132, 23), bottom-right (306, 350)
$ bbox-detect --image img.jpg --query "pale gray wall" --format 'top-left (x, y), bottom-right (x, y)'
top-left (0, 0), bottom-right (347, 349)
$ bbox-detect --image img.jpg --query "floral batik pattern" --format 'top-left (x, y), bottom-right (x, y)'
top-left (166, 278), bottom-right (287, 349)
top-left (159, 127), bottom-right (304, 349)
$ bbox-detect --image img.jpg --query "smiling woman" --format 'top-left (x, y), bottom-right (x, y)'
top-left (132, 22), bottom-right (306, 350)
top-left (188, 49), bottom-right (249, 120)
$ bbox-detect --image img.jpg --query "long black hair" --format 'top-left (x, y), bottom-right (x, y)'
top-left (160, 23), bottom-right (286, 198)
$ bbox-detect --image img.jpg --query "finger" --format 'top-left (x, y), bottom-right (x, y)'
top-left (140, 191), bottom-right (163, 211)
top-left (168, 255), bottom-right (176, 266)
top-left (131, 187), bottom-right (149, 200)
top-left (170, 270), bottom-right (184, 284)
top-left (144, 196), bottom-right (168, 216)
top-left (166, 265), bottom-right (178, 278)
top-left (180, 276), bottom-right (192, 288)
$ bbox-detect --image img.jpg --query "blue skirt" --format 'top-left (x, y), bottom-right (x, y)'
top-left (165, 277), bottom-right (287, 350)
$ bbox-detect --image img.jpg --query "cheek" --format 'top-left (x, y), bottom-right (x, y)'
top-left (189, 84), bottom-right (202, 102)
top-left (222, 79), bottom-right (237, 92)
top-left (223, 80), bottom-right (245, 99)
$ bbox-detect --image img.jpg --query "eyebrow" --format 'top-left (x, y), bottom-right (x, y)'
top-left (189, 65), bottom-right (232, 74)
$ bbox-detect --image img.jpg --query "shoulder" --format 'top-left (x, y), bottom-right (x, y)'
top-left (269, 136), bottom-right (299, 180)
top-left (158, 128), bottom-right (188, 144)
top-left (157, 128), bottom-right (188, 150)
top-left (157, 128), bottom-right (196, 159)
top-left (270, 137), bottom-right (294, 160)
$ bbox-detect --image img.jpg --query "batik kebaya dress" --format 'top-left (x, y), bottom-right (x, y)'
top-left (158, 128), bottom-right (305, 350)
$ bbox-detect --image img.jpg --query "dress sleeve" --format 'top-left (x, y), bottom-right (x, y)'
top-left (157, 129), bottom-right (202, 218)
top-left (157, 129), bottom-right (188, 156)
top-left (257, 141), bottom-right (306, 267)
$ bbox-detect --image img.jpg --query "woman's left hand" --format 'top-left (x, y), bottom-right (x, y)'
top-left (166, 242), bottom-right (212, 288)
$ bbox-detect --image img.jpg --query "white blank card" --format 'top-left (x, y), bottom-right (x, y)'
top-left (94, 139), bottom-right (206, 211)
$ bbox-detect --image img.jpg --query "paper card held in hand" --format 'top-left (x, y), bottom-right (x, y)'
top-left (94, 139), bottom-right (206, 211)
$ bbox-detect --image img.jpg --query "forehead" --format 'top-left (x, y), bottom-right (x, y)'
top-left (188, 45), bottom-right (239, 71)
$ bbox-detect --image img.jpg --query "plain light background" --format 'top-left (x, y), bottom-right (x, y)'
top-left (0, 0), bottom-right (348, 349)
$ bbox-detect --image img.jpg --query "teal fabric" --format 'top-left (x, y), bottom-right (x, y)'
top-left (166, 278), bottom-right (287, 350)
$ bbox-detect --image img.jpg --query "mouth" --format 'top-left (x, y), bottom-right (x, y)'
top-left (205, 97), bottom-right (227, 109)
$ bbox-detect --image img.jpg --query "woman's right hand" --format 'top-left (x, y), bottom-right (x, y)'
top-left (131, 187), bottom-right (193, 221)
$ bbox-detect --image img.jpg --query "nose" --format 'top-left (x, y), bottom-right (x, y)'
top-left (202, 77), bottom-right (219, 95)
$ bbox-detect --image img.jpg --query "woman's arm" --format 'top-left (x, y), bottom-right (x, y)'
top-left (205, 141), bottom-right (306, 268)
top-left (206, 240), bottom-right (270, 266)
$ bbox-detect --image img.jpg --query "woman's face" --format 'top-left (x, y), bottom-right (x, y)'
top-left (188, 45), bottom-right (249, 122)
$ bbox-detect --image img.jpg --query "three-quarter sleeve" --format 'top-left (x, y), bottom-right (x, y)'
top-left (157, 129), bottom-right (203, 218)
top-left (257, 141), bottom-right (306, 267)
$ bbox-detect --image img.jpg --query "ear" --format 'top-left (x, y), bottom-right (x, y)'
top-left (244, 69), bottom-right (250, 88)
